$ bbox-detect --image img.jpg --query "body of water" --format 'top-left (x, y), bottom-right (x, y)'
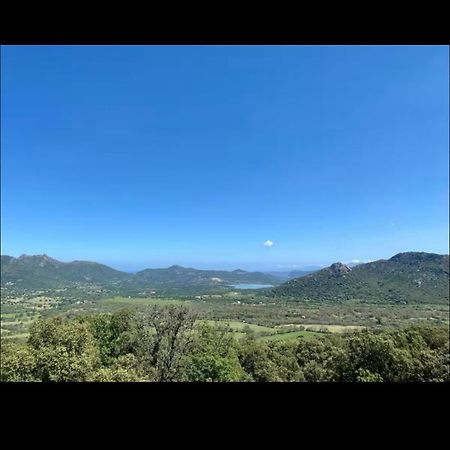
top-left (229, 283), bottom-right (274, 289)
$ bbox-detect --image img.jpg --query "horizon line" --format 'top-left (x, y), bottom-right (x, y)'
top-left (2, 250), bottom-right (448, 273)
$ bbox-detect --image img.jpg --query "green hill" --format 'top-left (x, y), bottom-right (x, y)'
top-left (133, 265), bottom-right (278, 287)
top-left (1, 255), bottom-right (278, 290)
top-left (271, 252), bottom-right (449, 304)
top-left (1, 254), bottom-right (129, 288)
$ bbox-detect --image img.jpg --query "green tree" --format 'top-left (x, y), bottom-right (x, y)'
top-left (28, 317), bottom-right (99, 382)
top-left (183, 322), bottom-right (246, 381)
top-left (295, 337), bottom-right (345, 381)
top-left (0, 341), bottom-right (37, 382)
top-left (92, 354), bottom-right (143, 381)
top-left (355, 368), bottom-right (384, 382)
top-left (239, 337), bottom-right (295, 381)
top-left (86, 309), bottom-right (138, 366)
top-left (135, 306), bottom-right (197, 381)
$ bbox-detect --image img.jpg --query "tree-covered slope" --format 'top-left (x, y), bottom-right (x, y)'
top-left (133, 265), bottom-right (278, 287)
top-left (1, 255), bottom-right (279, 290)
top-left (1, 254), bottom-right (130, 288)
top-left (271, 252), bottom-right (449, 304)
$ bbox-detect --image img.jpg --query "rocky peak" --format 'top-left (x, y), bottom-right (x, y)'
top-left (17, 254), bottom-right (60, 267)
top-left (328, 262), bottom-right (352, 275)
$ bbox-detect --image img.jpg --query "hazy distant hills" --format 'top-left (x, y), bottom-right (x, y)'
top-left (271, 252), bottom-right (450, 304)
top-left (266, 270), bottom-right (318, 281)
top-left (134, 265), bottom-right (277, 287)
top-left (0, 255), bottom-right (278, 289)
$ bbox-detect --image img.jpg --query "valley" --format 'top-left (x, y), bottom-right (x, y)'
top-left (1, 251), bottom-right (448, 342)
top-left (1, 251), bottom-right (448, 382)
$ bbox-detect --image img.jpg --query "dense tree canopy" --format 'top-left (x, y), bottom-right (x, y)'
top-left (1, 307), bottom-right (448, 382)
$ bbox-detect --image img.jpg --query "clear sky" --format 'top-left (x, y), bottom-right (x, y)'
top-left (1, 45), bottom-right (448, 271)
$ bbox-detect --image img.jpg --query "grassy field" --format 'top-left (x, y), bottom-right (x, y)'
top-left (2, 332), bottom-right (30, 340)
top-left (259, 330), bottom-right (321, 342)
top-left (1, 310), bottom-right (40, 341)
top-left (200, 319), bottom-right (276, 333)
top-left (98, 296), bottom-right (187, 307)
top-left (1, 313), bottom-right (19, 319)
top-left (232, 332), bottom-right (246, 340)
top-left (275, 323), bottom-right (366, 333)
top-left (2, 292), bottom-right (448, 345)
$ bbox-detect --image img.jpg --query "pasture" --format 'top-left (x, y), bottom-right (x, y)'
top-left (98, 296), bottom-right (187, 307)
top-left (258, 330), bottom-right (321, 342)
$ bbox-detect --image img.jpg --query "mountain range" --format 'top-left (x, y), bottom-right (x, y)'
top-left (1, 252), bottom-right (448, 304)
top-left (0, 254), bottom-right (279, 289)
top-left (271, 252), bottom-right (449, 304)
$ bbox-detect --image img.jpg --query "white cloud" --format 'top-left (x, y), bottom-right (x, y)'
top-left (263, 240), bottom-right (274, 248)
top-left (350, 259), bottom-right (360, 263)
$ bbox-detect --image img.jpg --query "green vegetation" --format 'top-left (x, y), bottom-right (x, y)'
top-left (1, 251), bottom-right (448, 381)
top-left (1, 254), bottom-right (278, 291)
top-left (199, 320), bottom-right (275, 333)
top-left (133, 265), bottom-right (277, 288)
top-left (99, 296), bottom-right (187, 307)
top-left (258, 330), bottom-right (321, 342)
top-left (1, 306), bottom-right (448, 382)
top-left (272, 252), bottom-right (449, 304)
top-left (4, 252), bottom-right (448, 305)
top-left (1, 254), bottom-right (129, 289)
top-left (2, 290), bottom-right (448, 341)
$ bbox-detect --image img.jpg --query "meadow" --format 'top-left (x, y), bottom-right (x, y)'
top-left (1, 291), bottom-right (449, 343)
top-left (98, 296), bottom-right (187, 307)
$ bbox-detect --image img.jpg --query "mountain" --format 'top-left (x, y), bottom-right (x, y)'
top-left (0, 255), bottom-right (279, 290)
top-left (1, 254), bottom-right (129, 288)
top-left (133, 265), bottom-right (278, 287)
top-left (271, 252), bottom-right (450, 304)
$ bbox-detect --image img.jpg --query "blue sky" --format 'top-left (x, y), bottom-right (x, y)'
top-left (1, 45), bottom-right (448, 271)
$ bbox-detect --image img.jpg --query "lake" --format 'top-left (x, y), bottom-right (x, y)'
top-left (229, 283), bottom-right (274, 289)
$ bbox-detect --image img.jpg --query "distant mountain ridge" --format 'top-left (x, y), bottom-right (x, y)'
top-left (1, 254), bottom-right (129, 288)
top-left (271, 252), bottom-right (449, 304)
top-left (266, 269), bottom-right (318, 281)
top-left (2, 252), bottom-right (448, 303)
top-left (0, 254), bottom-right (278, 289)
top-left (134, 265), bottom-right (276, 287)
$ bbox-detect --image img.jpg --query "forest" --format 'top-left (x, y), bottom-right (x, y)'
top-left (1, 306), bottom-right (448, 382)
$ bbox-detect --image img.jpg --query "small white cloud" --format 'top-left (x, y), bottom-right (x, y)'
top-left (351, 259), bottom-right (360, 263)
top-left (263, 240), bottom-right (274, 248)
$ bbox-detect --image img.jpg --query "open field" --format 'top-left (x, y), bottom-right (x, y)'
top-left (1, 313), bottom-right (19, 319)
top-left (1, 332), bottom-right (30, 340)
top-left (275, 323), bottom-right (366, 333)
top-left (2, 290), bottom-right (449, 342)
top-left (1, 310), bottom-right (41, 341)
top-left (98, 296), bottom-right (187, 307)
top-left (200, 319), bottom-right (276, 333)
top-left (259, 330), bottom-right (322, 342)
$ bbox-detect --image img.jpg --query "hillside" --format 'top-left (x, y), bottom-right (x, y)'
top-left (0, 255), bottom-right (279, 290)
top-left (133, 265), bottom-right (278, 287)
top-left (271, 252), bottom-right (450, 304)
top-left (0, 254), bottom-right (130, 288)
